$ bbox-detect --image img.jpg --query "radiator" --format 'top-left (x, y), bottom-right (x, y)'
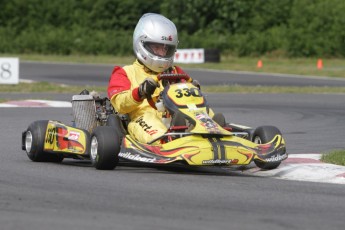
top-left (71, 95), bottom-right (97, 133)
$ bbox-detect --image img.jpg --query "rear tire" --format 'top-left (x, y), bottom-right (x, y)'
top-left (24, 120), bottom-right (64, 162)
top-left (90, 126), bottom-right (120, 170)
top-left (253, 126), bottom-right (282, 170)
top-left (106, 114), bottom-right (126, 140)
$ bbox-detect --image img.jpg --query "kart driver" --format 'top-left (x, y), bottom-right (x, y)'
top-left (107, 13), bottom-right (200, 144)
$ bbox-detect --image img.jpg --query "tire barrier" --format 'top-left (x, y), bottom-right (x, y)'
top-left (204, 49), bottom-right (220, 63)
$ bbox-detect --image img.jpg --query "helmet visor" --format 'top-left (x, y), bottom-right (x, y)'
top-left (144, 42), bottom-right (176, 58)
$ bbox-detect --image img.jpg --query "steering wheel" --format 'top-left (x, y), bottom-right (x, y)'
top-left (157, 73), bottom-right (191, 82)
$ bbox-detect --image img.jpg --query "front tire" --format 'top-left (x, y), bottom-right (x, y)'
top-left (213, 113), bottom-right (226, 127)
top-left (90, 126), bottom-right (120, 170)
top-left (24, 120), bottom-right (64, 162)
top-left (253, 126), bottom-right (282, 170)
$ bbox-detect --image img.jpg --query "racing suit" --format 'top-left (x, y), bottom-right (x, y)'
top-left (107, 60), bottom-right (186, 144)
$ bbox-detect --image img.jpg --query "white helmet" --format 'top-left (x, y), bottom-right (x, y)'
top-left (133, 13), bottom-right (178, 73)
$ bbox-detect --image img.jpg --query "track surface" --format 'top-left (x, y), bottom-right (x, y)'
top-left (1, 62), bottom-right (345, 230)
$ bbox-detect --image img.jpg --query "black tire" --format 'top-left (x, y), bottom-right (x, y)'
top-left (172, 111), bottom-right (186, 126)
top-left (204, 49), bottom-right (220, 63)
top-left (106, 114), bottom-right (126, 140)
top-left (90, 126), bottom-right (120, 170)
top-left (24, 120), bottom-right (64, 162)
top-left (252, 126), bottom-right (282, 170)
top-left (213, 113), bottom-right (226, 127)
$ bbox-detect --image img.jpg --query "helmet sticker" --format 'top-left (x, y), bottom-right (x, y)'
top-left (161, 35), bottom-right (173, 41)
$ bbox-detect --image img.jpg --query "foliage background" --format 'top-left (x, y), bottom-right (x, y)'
top-left (0, 0), bottom-right (344, 57)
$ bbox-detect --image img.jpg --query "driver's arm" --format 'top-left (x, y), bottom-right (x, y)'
top-left (108, 66), bottom-right (142, 114)
top-left (110, 91), bottom-right (142, 114)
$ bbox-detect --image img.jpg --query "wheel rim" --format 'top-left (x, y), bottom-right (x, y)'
top-left (253, 136), bottom-right (262, 144)
top-left (25, 131), bottom-right (33, 152)
top-left (90, 136), bottom-right (98, 161)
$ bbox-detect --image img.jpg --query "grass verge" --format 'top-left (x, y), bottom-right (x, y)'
top-left (204, 85), bottom-right (345, 94)
top-left (2, 53), bottom-right (345, 78)
top-left (183, 56), bottom-right (345, 78)
top-left (0, 82), bottom-right (106, 94)
top-left (321, 150), bottom-right (345, 166)
top-left (1, 82), bottom-right (345, 94)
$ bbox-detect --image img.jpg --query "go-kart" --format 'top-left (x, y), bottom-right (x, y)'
top-left (22, 74), bottom-right (287, 170)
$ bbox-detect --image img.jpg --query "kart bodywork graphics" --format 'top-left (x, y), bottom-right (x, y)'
top-left (119, 131), bottom-right (286, 166)
top-left (43, 121), bottom-right (88, 155)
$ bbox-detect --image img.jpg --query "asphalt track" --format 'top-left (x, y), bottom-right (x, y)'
top-left (1, 62), bottom-right (345, 230)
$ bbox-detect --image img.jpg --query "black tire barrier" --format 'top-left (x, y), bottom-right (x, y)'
top-left (204, 49), bottom-right (220, 63)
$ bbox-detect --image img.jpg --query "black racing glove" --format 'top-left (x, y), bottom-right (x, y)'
top-left (138, 78), bottom-right (159, 99)
top-left (191, 79), bottom-right (201, 90)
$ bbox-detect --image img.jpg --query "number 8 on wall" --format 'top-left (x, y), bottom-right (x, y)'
top-left (0, 57), bottom-right (19, 84)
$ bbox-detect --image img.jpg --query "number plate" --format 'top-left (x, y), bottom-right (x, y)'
top-left (0, 58), bottom-right (19, 84)
top-left (167, 83), bottom-right (204, 106)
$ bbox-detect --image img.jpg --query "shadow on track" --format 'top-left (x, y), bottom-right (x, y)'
top-left (59, 158), bottom-right (259, 177)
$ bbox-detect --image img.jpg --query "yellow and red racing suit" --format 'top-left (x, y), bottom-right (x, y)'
top-left (107, 60), bottom-right (186, 144)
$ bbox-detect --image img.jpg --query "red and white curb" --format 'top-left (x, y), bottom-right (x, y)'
top-left (244, 154), bottom-right (345, 184)
top-left (0, 100), bottom-right (72, 107)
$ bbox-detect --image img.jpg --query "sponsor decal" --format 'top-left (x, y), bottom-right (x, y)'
top-left (119, 152), bottom-right (156, 163)
top-left (265, 153), bottom-right (288, 162)
top-left (135, 116), bottom-right (158, 136)
top-left (187, 104), bottom-right (197, 110)
top-left (68, 131), bottom-right (80, 141)
top-left (195, 112), bottom-right (219, 132)
top-left (161, 35), bottom-right (172, 41)
top-left (208, 137), bottom-right (226, 163)
top-left (202, 159), bottom-right (232, 164)
top-left (177, 84), bottom-right (188, 89)
top-left (147, 130), bottom-right (158, 135)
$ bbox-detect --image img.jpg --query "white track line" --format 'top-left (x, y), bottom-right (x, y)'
top-left (0, 100), bottom-right (72, 107)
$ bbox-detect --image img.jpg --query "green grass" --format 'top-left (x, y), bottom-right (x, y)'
top-left (183, 56), bottom-right (345, 78)
top-left (2, 53), bottom-right (345, 78)
top-left (2, 53), bottom-right (134, 65)
top-left (0, 82), bottom-right (106, 93)
top-left (204, 85), bottom-right (345, 94)
top-left (1, 82), bottom-right (345, 95)
top-left (321, 150), bottom-right (345, 166)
